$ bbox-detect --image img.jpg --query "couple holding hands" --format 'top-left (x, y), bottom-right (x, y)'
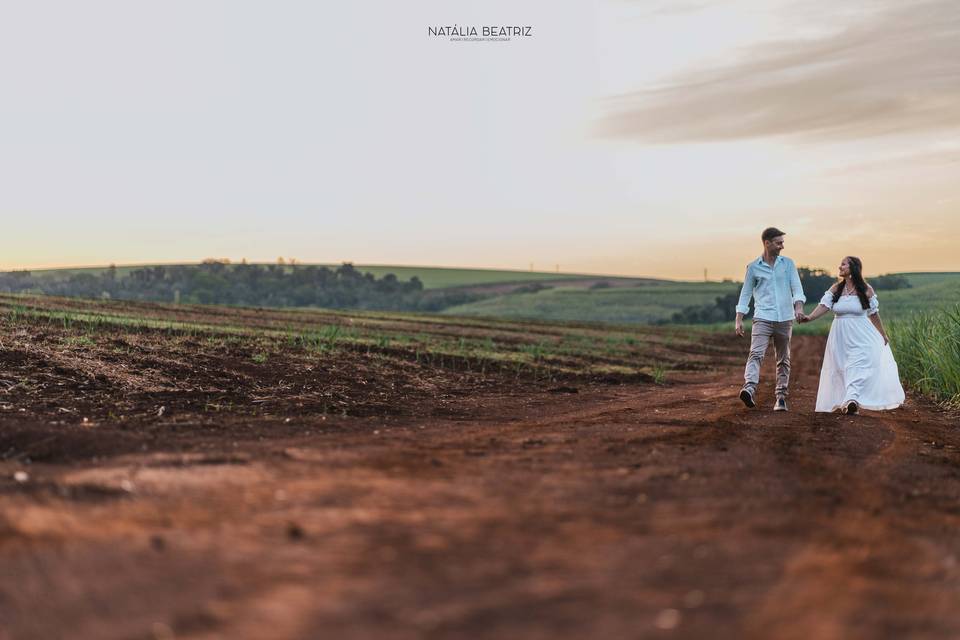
top-left (734, 227), bottom-right (904, 414)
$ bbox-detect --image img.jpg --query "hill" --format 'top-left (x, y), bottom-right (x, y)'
top-left (12, 264), bottom-right (960, 326)
top-left (25, 264), bottom-right (647, 290)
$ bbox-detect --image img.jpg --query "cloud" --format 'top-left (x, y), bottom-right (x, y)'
top-left (597, 0), bottom-right (960, 143)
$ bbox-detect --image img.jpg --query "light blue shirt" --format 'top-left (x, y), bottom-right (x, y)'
top-left (736, 255), bottom-right (806, 322)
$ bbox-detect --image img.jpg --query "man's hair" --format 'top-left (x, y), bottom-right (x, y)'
top-left (761, 227), bottom-right (786, 242)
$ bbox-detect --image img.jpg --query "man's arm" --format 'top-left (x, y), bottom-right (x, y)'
top-left (735, 265), bottom-right (753, 337)
top-left (789, 260), bottom-right (806, 321)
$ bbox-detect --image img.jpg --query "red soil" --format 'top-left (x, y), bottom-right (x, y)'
top-left (2, 323), bottom-right (959, 639)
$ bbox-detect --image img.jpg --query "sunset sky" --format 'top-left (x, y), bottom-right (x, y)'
top-left (1, 0), bottom-right (957, 279)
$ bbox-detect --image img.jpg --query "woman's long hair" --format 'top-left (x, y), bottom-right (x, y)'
top-left (831, 256), bottom-right (870, 309)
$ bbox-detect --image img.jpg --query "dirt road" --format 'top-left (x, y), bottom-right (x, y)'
top-left (2, 334), bottom-right (959, 639)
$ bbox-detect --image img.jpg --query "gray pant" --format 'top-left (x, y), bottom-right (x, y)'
top-left (743, 319), bottom-right (793, 399)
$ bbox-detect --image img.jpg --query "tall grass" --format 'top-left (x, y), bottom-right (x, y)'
top-left (889, 305), bottom-right (960, 406)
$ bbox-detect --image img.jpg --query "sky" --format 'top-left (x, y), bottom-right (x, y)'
top-left (1, 0), bottom-right (958, 279)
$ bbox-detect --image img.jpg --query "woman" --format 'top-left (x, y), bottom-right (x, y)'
top-left (799, 256), bottom-right (905, 414)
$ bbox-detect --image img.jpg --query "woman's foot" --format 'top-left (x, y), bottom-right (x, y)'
top-left (841, 400), bottom-right (859, 415)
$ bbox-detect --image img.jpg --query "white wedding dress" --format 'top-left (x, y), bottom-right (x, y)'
top-left (815, 290), bottom-right (905, 412)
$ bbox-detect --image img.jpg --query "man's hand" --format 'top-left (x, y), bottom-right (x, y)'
top-left (735, 317), bottom-right (744, 337)
top-left (794, 305), bottom-right (805, 322)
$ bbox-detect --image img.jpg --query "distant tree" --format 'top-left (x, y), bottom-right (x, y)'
top-left (510, 283), bottom-right (553, 295)
top-left (0, 262), bottom-right (458, 312)
top-left (667, 291), bottom-right (743, 324)
top-left (870, 273), bottom-right (911, 291)
top-left (797, 267), bottom-right (836, 305)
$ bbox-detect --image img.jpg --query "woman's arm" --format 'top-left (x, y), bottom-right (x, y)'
top-left (864, 285), bottom-right (888, 344)
top-left (869, 312), bottom-right (889, 344)
top-left (802, 304), bottom-right (831, 323)
top-left (803, 283), bottom-right (840, 323)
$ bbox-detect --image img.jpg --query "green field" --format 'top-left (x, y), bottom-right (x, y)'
top-left (441, 281), bottom-right (739, 325)
top-left (445, 272), bottom-right (960, 327)
top-left (874, 273), bottom-right (960, 320)
top-left (898, 272), bottom-right (960, 288)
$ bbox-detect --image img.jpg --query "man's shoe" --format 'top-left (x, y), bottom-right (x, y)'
top-left (774, 397), bottom-right (788, 412)
top-left (842, 400), bottom-right (859, 415)
top-left (739, 388), bottom-right (756, 408)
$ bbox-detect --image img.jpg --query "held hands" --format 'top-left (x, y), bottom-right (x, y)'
top-left (797, 314), bottom-right (811, 324)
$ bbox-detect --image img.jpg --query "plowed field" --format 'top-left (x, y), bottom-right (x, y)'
top-left (1, 295), bottom-right (958, 639)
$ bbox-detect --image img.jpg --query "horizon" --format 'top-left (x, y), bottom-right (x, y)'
top-left (8, 259), bottom-right (955, 283)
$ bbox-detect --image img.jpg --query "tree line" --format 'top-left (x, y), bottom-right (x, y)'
top-left (0, 262), bottom-right (484, 312)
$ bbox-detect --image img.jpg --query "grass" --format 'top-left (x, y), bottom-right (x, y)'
top-left (651, 362), bottom-right (667, 385)
top-left (290, 325), bottom-right (350, 353)
top-left (889, 305), bottom-right (960, 406)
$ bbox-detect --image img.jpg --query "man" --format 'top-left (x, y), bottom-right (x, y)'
top-left (735, 227), bottom-right (806, 411)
